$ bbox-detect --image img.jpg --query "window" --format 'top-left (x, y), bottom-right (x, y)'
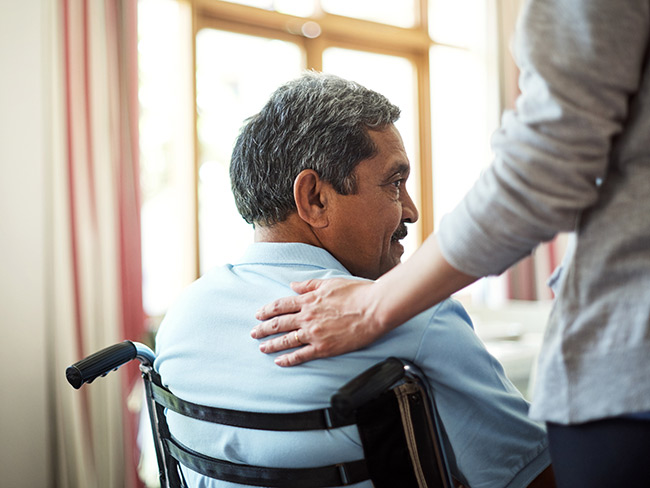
top-left (139, 0), bottom-right (500, 317)
top-left (429, 0), bottom-right (496, 230)
top-left (139, 0), bottom-right (556, 412)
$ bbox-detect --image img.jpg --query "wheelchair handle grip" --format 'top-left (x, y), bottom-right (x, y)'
top-left (66, 341), bottom-right (138, 389)
top-left (331, 357), bottom-right (406, 416)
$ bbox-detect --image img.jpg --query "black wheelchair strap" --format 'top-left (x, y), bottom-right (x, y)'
top-left (165, 435), bottom-right (370, 488)
top-left (151, 383), bottom-right (355, 431)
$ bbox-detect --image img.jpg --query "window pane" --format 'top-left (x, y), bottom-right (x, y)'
top-left (321, 0), bottom-right (418, 28)
top-left (220, 0), bottom-right (316, 17)
top-left (196, 29), bottom-right (303, 273)
top-left (430, 44), bottom-right (508, 305)
top-left (429, 0), bottom-right (485, 48)
top-left (322, 48), bottom-right (420, 259)
top-left (139, 0), bottom-right (195, 317)
top-left (430, 45), bottom-right (491, 229)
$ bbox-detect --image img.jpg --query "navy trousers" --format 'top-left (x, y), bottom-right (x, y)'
top-left (547, 416), bottom-right (650, 487)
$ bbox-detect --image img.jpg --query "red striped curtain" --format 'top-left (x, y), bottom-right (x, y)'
top-left (48, 0), bottom-right (144, 486)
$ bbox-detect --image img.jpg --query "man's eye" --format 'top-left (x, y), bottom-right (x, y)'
top-left (392, 180), bottom-right (403, 188)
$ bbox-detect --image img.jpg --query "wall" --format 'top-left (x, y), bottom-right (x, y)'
top-left (0, 0), bottom-right (51, 486)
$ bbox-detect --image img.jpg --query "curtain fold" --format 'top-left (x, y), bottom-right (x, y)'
top-left (48, 0), bottom-right (144, 486)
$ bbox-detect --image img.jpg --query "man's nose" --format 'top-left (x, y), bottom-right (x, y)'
top-left (401, 187), bottom-right (419, 223)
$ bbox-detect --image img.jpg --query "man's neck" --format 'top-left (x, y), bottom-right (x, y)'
top-left (253, 214), bottom-right (323, 249)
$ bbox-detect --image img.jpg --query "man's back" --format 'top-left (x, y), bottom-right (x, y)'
top-left (155, 243), bottom-right (550, 487)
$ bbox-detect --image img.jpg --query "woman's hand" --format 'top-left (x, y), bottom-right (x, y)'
top-left (252, 278), bottom-right (389, 366)
top-left (252, 236), bottom-right (478, 366)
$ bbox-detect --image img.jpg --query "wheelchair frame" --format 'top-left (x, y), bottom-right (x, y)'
top-left (66, 340), bottom-right (454, 488)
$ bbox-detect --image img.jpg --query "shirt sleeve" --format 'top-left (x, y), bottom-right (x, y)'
top-left (414, 299), bottom-right (551, 487)
top-left (437, 0), bottom-right (650, 277)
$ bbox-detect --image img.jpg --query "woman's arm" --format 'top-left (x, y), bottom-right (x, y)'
top-left (252, 235), bottom-right (477, 366)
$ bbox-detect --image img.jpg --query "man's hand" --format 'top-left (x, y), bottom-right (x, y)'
top-left (252, 278), bottom-right (387, 366)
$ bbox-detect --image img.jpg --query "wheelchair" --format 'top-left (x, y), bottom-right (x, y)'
top-left (66, 341), bottom-right (455, 488)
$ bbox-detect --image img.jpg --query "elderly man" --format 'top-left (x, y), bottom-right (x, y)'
top-left (154, 72), bottom-right (555, 487)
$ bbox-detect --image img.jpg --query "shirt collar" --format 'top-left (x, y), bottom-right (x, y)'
top-left (235, 242), bottom-right (351, 275)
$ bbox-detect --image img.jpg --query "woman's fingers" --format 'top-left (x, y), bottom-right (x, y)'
top-left (251, 278), bottom-right (381, 365)
top-left (254, 295), bottom-right (303, 323)
top-left (254, 279), bottom-right (328, 322)
top-left (289, 279), bottom-right (325, 294)
top-left (273, 346), bottom-right (318, 367)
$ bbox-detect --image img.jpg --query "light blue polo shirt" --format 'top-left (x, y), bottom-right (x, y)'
top-left (155, 243), bottom-right (550, 488)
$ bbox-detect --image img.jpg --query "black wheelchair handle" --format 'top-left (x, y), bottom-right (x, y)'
top-left (66, 341), bottom-right (138, 389)
top-left (331, 357), bottom-right (406, 416)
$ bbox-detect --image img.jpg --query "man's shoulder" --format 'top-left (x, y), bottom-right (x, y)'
top-left (377, 298), bottom-right (475, 357)
top-left (409, 298), bottom-right (474, 330)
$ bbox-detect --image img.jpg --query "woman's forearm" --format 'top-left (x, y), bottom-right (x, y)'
top-left (373, 234), bottom-right (479, 331)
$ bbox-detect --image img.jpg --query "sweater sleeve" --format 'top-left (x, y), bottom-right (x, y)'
top-left (437, 0), bottom-right (650, 277)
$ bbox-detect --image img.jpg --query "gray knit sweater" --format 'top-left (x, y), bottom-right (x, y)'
top-left (438, 0), bottom-right (650, 423)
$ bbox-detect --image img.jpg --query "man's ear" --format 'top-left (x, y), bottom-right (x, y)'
top-left (293, 169), bottom-right (329, 228)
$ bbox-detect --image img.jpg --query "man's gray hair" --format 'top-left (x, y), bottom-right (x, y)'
top-left (230, 71), bottom-right (401, 226)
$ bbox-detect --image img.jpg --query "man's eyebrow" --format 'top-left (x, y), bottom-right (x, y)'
top-left (387, 161), bottom-right (410, 178)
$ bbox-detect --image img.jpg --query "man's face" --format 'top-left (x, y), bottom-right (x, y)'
top-left (322, 125), bottom-right (419, 280)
